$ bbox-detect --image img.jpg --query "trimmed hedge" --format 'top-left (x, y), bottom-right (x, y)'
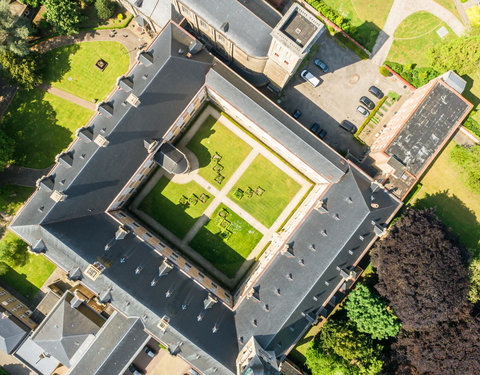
top-left (384, 61), bottom-right (441, 88)
top-left (463, 115), bottom-right (480, 139)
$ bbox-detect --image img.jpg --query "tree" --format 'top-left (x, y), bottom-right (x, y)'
top-left (95, 0), bottom-right (115, 20)
top-left (44, 0), bottom-right (82, 35)
top-left (371, 209), bottom-right (470, 331)
top-left (0, 51), bottom-right (42, 90)
top-left (345, 283), bottom-right (400, 340)
top-left (468, 258), bottom-right (480, 304)
top-left (0, 128), bottom-right (14, 170)
top-left (428, 35), bottom-right (480, 75)
top-left (306, 318), bottom-right (383, 375)
top-left (467, 6), bottom-right (480, 26)
top-left (0, 0), bottom-right (30, 56)
top-left (20, 0), bottom-right (43, 7)
top-left (0, 233), bottom-right (29, 270)
top-left (450, 144), bottom-right (480, 194)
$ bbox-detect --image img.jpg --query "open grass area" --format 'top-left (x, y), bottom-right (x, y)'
top-left (189, 204), bottom-right (263, 278)
top-left (80, 5), bottom-right (132, 29)
top-left (1, 89), bottom-right (93, 168)
top-left (42, 42), bottom-right (129, 102)
top-left (186, 115), bottom-right (252, 186)
top-left (322, 0), bottom-right (394, 50)
top-left (139, 176), bottom-right (213, 239)
top-left (413, 141), bottom-right (480, 255)
top-left (388, 12), bottom-right (455, 66)
top-left (0, 185), bottom-right (34, 217)
top-left (433, 0), bottom-right (463, 23)
top-left (0, 232), bottom-right (56, 300)
top-left (228, 154), bottom-right (302, 228)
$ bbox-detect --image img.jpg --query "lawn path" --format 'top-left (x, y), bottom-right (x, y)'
top-left (371, 0), bottom-right (465, 65)
top-left (38, 83), bottom-right (96, 110)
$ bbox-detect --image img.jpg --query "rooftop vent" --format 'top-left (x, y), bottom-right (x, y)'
top-left (189, 40), bottom-right (203, 55)
top-left (346, 196), bottom-right (353, 204)
top-left (50, 190), bottom-right (67, 202)
top-left (252, 319), bottom-right (257, 327)
top-left (339, 268), bottom-right (350, 279)
top-left (126, 93), bottom-right (141, 107)
top-left (320, 229), bottom-right (327, 237)
top-left (275, 288), bottom-right (281, 296)
top-left (203, 293), bottom-right (217, 310)
top-left (333, 213), bottom-right (340, 221)
top-left (348, 249), bottom-right (354, 255)
top-left (281, 242), bottom-right (295, 257)
top-left (157, 315), bottom-right (170, 332)
top-left (94, 134), bottom-right (109, 147)
top-left (324, 280), bottom-right (329, 286)
top-left (117, 76), bottom-right (134, 92)
top-left (158, 259), bottom-right (173, 277)
top-left (138, 51), bottom-right (153, 66)
top-left (359, 235), bottom-right (365, 241)
top-left (144, 139), bottom-right (158, 153)
top-left (287, 273), bottom-right (294, 281)
top-left (197, 311), bottom-right (204, 322)
top-left (70, 295), bottom-right (83, 309)
top-left (97, 102), bottom-right (113, 118)
top-left (263, 304), bottom-right (269, 312)
top-left (309, 244), bottom-right (316, 252)
top-left (36, 176), bottom-right (54, 191)
top-left (371, 181), bottom-right (381, 193)
top-left (135, 266), bottom-right (143, 275)
top-left (299, 258), bottom-right (305, 266)
top-left (220, 22), bottom-right (229, 32)
top-left (56, 152), bottom-right (73, 167)
top-left (76, 127), bottom-right (94, 142)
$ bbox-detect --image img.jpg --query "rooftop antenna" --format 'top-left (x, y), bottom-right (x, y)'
top-left (135, 266), bottom-right (143, 275)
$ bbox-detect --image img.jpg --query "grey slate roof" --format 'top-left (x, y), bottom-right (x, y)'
top-left (127, 0), bottom-right (173, 29)
top-left (10, 22), bottom-right (402, 375)
top-left (67, 312), bottom-right (149, 375)
top-left (179, 0), bottom-right (277, 57)
top-left (385, 81), bottom-right (470, 176)
top-left (0, 311), bottom-right (28, 354)
top-left (31, 293), bottom-right (103, 367)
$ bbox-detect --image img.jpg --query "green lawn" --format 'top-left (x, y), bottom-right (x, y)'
top-left (433, 0), bottom-right (463, 23)
top-left (228, 154), bottom-right (302, 228)
top-left (0, 185), bottom-right (34, 217)
top-left (42, 41), bottom-right (129, 102)
top-left (138, 177), bottom-right (213, 239)
top-left (413, 141), bottom-right (480, 255)
top-left (1, 89), bottom-right (93, 168)
top-left (322, 0), bottom-right (394, 50)
top-left (189, 204), bottom-right (263, 278)
top-left (186, 115), bottom-right (252, 186)
top-left (80, 6), bottom-right (132, 29)
top-left (0, 232), bottom-right (56, 300)
top-left (387, 12), bottom-right (455, 66)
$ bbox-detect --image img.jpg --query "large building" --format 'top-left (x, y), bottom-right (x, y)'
top-left (118, 0), bottom-right (324, 89)
top-left (370, 72), bottom-right (472, 199)
top-left (10, 22), bottom-right (401, 375)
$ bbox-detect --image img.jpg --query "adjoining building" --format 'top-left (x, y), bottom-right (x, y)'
top-left (10, 22), bottom-right (401, 375)
top-left (370, 72), bottom-right (472, 199)
top-left (118, 0), bottom-right (324, 89)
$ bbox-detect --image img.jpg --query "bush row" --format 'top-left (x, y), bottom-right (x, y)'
top-left (384, 61), bottom-right (441, 88)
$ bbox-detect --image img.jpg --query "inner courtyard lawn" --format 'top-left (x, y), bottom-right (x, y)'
top-left (412, 141), bottom-right (480, 254)
top-left (228, 154), bottom-right (302, 228)
top-left (321, 0), bottom-right (394, 50)
top-left (138, 176), bottom-right (213, 239)
top-left (1, 89), bottom-right (93, 168)
top-left (41, 41), bottom-right (129, 102)
top-left (387, 12), bottom-right (456, 66)
top-left (186, 115), bottom-right (252, 186)
top-left (189, 204), bottom-right (263, 278)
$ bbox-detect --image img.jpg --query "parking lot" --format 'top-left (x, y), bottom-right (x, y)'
top-left (279, 33), bottom-right (410, 160)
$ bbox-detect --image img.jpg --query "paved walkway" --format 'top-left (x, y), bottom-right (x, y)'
top-left (371, 0), bottom-right (466, 65)
top-left (0, 165), bottom-right (51, 187)
top-left (39, 83), bottom-right (96, 110)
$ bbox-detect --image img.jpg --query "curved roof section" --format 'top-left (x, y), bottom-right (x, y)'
top-left (154, 142), bottom-right (189, 174)
top-left (180, 0), bottom-right (278, 57)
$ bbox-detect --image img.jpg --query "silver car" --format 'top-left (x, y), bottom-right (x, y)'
top-left (357, 105), bottom-right (370, 117)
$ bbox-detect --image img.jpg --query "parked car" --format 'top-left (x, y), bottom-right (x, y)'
top-left (359, 96), bottom-right (375, 110)
top-left (369, 86), bottom-right (384, 99)
top-left (128, 364), bottom-right (144, 375)
top-left (340, 120), bottom-right (357, 134)
top-left (310, 122), bottom-right (321, 134)
top-left (301, 70), bottom-right (321, 87)
top-left (292, 109), bottom-right (302, 119)
top-left (317, 128), bottom-right (327, 140)
top-left (314, 58), bottom-right (329, 72)
top-left (357, 106), bottom-right (370, 117)
top-left (144, 345), bottom-right (156, 358)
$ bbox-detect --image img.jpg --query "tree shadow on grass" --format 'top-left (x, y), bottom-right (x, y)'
top-left (414, 190), bottom-right (480, 258)
top-left (0, 266), bottom-right (40, 300)
top-left (354, 20), bottom-right (382, 52)
top-left (41, 44), bottom-right (81, 85)
top-left (186, 116), bottom-right (218, 170)
top-left (1, 89), bottom-right (73, 169)
top-left (461, 74), bottom-right (480, 110)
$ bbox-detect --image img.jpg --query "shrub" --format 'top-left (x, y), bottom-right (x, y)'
top-left (95, 0), bottom-right (115, 20)
top-left (117, 12), bottom-right (124, 20)
top-left (463, 114), bottom-right (480, 138)
top-left (379, 66), bottom-right (390, 77)
top-left (384, 61), bottom-right (440, 88)
top-left (450, 144), bottom-right (480, 194)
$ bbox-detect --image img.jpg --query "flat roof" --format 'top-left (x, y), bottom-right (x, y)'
top-left (385, 81), bottom-right (471, 176)
top-left (280, 10), bottom-right (318, 47)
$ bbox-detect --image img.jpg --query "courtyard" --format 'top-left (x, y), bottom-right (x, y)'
top-left (131, 106), bottom-right (311, 283)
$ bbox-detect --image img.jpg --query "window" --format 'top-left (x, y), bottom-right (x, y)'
top-left (7, 298), bottom-right (15, 303)
top-left (15, 304), bottom-right (23, 309)
top-left (19, 314), bottom-right (26, 319)
top-left (199, 19), bottom-right (209, 31)
top-left (180, 5), bottom-right (190, 16)
top-left (217, 33), bottom-right (226, 43)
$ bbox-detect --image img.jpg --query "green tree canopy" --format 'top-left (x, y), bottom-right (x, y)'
top-left (0, 51), bottom-right (43, 90)
top-left (0, 128), bottom-right (14, 170)
top-left (428, 35), bottom-right (480, 75)
top-left (450, 144), bottom-right (480, 194)
top-left (345, 283), bottom-right (400, 340)
top-left (0, 233), bottom-right (29, 272)
top-left (468, 258), bottom-right (480, 304)
top-left (0, 0), bottom-right (30, 56)
top-left (44, 0), bottom-right (82, 35)
top-left (95, 0), bottom-right (115, 20)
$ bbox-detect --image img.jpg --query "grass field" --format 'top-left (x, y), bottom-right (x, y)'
top-left (138, 177), bottom-right (213, 239)
top-left (322, 0), bottom-right (394, 50)
top-left (433, 0), bottom-right (463, 23)
top-left (189, 204), bottom-right (263, 278)
top-left (0, 185), bottom-right (34, 217)
top-left (187, 115), bottom-right (252, 186)
top-left (388, 12), bottom-right (455, 66)
top-left (42, 42), bottom-right (129, 102)
top-left (413, 141), bottom-right (480, 255)
top-left (1, 89), bottom-right (93, 168)
top-left (228, 154), bottom-right (302, 228)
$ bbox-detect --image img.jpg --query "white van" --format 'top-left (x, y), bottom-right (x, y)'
top-left (300, 70), bottom-right (321, 87)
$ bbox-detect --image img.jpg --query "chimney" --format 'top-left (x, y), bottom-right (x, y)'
top-left (203, 293), bottom-right (217, 310)
top-left (50, 190), bottom-right (67, 202)
top-left (158, 259), bottom-right (173, 277)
